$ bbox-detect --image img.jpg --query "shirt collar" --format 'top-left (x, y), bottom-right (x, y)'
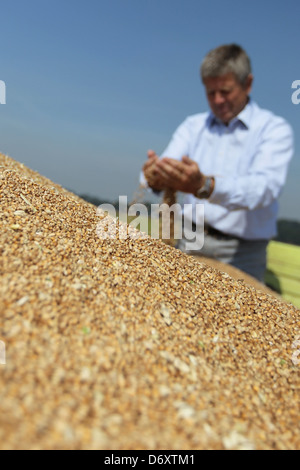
top-left (208, 97), bottom-right (253, 129)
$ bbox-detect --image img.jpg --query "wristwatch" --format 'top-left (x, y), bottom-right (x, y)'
top-left (195, 176), bottom-right (214, 199)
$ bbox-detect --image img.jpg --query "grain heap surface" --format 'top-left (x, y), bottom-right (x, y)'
top-left (0, 153), bottom-right (299, 450)
top-left (192, 256), bottom-right (282, 298)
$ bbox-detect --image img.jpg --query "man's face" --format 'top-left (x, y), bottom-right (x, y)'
top-left (203, 72), bottom-right (253, 124)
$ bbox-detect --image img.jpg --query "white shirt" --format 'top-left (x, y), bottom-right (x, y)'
top-left (155, 100), bottom-right (294, 240)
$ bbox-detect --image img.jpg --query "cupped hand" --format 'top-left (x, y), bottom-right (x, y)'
top-left (155, 155), bottom-right (205, 194)
top-left (142, 150), bottom-right (166, 191)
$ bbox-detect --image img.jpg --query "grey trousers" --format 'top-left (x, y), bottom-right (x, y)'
top-left (177, 231), bottom-right (269, 283)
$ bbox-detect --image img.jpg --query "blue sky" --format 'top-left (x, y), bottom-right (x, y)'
top-left (0, 0), bottom-right (299, 221)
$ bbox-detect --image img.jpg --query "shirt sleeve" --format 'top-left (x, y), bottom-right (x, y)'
top-left (160, 118), bottom-right (191, 160)
top-left (209, 117), bottom-right (294, 211)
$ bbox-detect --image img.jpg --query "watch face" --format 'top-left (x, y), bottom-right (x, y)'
top-left (196, 177), bottom-right (211, 198)
top-left (197, 188), bottom-right (208, 198)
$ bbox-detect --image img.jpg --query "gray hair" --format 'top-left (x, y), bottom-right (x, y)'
top-left (200, 44), bottom-right (252, 86)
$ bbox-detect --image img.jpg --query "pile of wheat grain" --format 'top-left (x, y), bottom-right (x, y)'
top-left (0, 153), bottom-right (299, 450)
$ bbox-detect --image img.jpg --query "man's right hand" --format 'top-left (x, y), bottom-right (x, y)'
top-left (142, 150), bottom-right (165, 191)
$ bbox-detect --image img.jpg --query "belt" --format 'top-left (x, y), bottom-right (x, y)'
top-left (189, 221), bottom-right (243, 241)
top-left (204, 224), bottom-right (242, 241)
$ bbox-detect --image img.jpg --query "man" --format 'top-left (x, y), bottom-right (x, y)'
top-left (142, 44), bottom-right (294, 282)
